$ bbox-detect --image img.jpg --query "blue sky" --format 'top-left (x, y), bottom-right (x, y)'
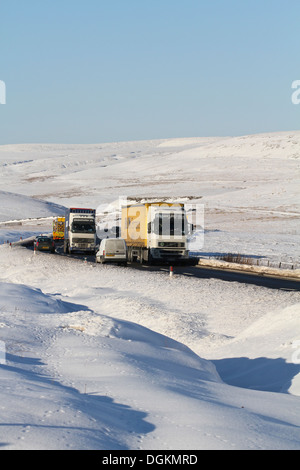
top-left (0, 0), bottom-right (299, 144)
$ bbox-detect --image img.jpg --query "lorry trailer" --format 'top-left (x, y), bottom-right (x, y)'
top-left (121, 202), bottom-right (194, 264)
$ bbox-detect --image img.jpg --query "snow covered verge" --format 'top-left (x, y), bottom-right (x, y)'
top-left (197, 258), bottom-right (300, 279)
top-left (0, 243), bottom-right (299, 450)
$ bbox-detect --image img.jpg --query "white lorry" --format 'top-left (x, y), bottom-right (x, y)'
top-left (64, 208), bottom-right (96, 254)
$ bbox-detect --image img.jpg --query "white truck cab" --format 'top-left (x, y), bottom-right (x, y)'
top-left (121, 202), bottom-right (192, 264)
top-left (64, 208), bottom-right (96, 254)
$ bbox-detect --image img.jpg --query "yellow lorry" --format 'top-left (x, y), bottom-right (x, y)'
top-left (121, 202), bottom-right (193, 264)
top-left (52, 217), bottom-right (65, 241)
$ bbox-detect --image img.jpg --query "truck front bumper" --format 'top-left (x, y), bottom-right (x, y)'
top-left (150, 248), bottom-right (188, 260)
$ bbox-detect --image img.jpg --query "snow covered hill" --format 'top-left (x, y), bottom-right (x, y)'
top-left (0, 245), bottom-right (299, 450)
top-left (0, 131), bottom-right (299, 263)
top-left (0, 190), bottom-right (65, 223)
top-left (0, 132), bottom-right (299, 450)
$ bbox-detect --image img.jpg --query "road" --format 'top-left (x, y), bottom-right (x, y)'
top-left (22, 240), bottom-right (300, 292)
top-left (127, 263), bottom-right (300, 292)
top-left (62, 250), bottom-right (300, 292)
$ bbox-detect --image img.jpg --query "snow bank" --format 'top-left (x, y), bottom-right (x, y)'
top-left (0, 191), bottom-right (65, 223)
top-left (0, 244), bottom-right (299, 449)
top-left (211, 303), bottom-right (300, 395)
top-left (0, 282), bottom-right (90, 315)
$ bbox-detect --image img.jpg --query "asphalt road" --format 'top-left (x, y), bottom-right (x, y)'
top-left (127, 263), bottom-right (300, 292)
top-left (23, 241), bottom-right (300, 292)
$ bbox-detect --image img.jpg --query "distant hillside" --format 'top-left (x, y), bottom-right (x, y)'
top-left (0, 191), bottom-right (66, 223)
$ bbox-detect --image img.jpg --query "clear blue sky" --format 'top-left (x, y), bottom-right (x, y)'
top-left (0, 0), bottom-right (299, 144)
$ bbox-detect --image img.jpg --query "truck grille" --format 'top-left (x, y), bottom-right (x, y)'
top-left (158, 242), bottom-right (184, 247)
top-left (72, 238), bottom-right (93, 244)
top-left (160, 249), bottom-right (184, 257)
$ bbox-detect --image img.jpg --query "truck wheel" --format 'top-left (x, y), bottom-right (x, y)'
top-left (129, 248), bottom-right (135, 263)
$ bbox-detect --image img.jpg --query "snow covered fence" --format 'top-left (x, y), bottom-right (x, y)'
top-left (197, 257), bottom-right (300, 279)
top-left (197, 252), bottom-right (300, 271)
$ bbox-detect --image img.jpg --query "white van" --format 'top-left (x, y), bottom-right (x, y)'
top-left (96, 238), bottom-right (127, 265)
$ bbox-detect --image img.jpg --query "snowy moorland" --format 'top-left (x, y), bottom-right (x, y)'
top-left (0, 131), bottom-right (299, 450)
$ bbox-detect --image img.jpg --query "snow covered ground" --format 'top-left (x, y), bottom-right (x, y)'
top-left (0, 132), bottom-right (299, 450)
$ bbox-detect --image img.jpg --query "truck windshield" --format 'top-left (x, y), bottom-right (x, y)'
top-left (72, 221), bottom-right (95, 233)
top-left (151, 213), bottom-right (187, 236)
